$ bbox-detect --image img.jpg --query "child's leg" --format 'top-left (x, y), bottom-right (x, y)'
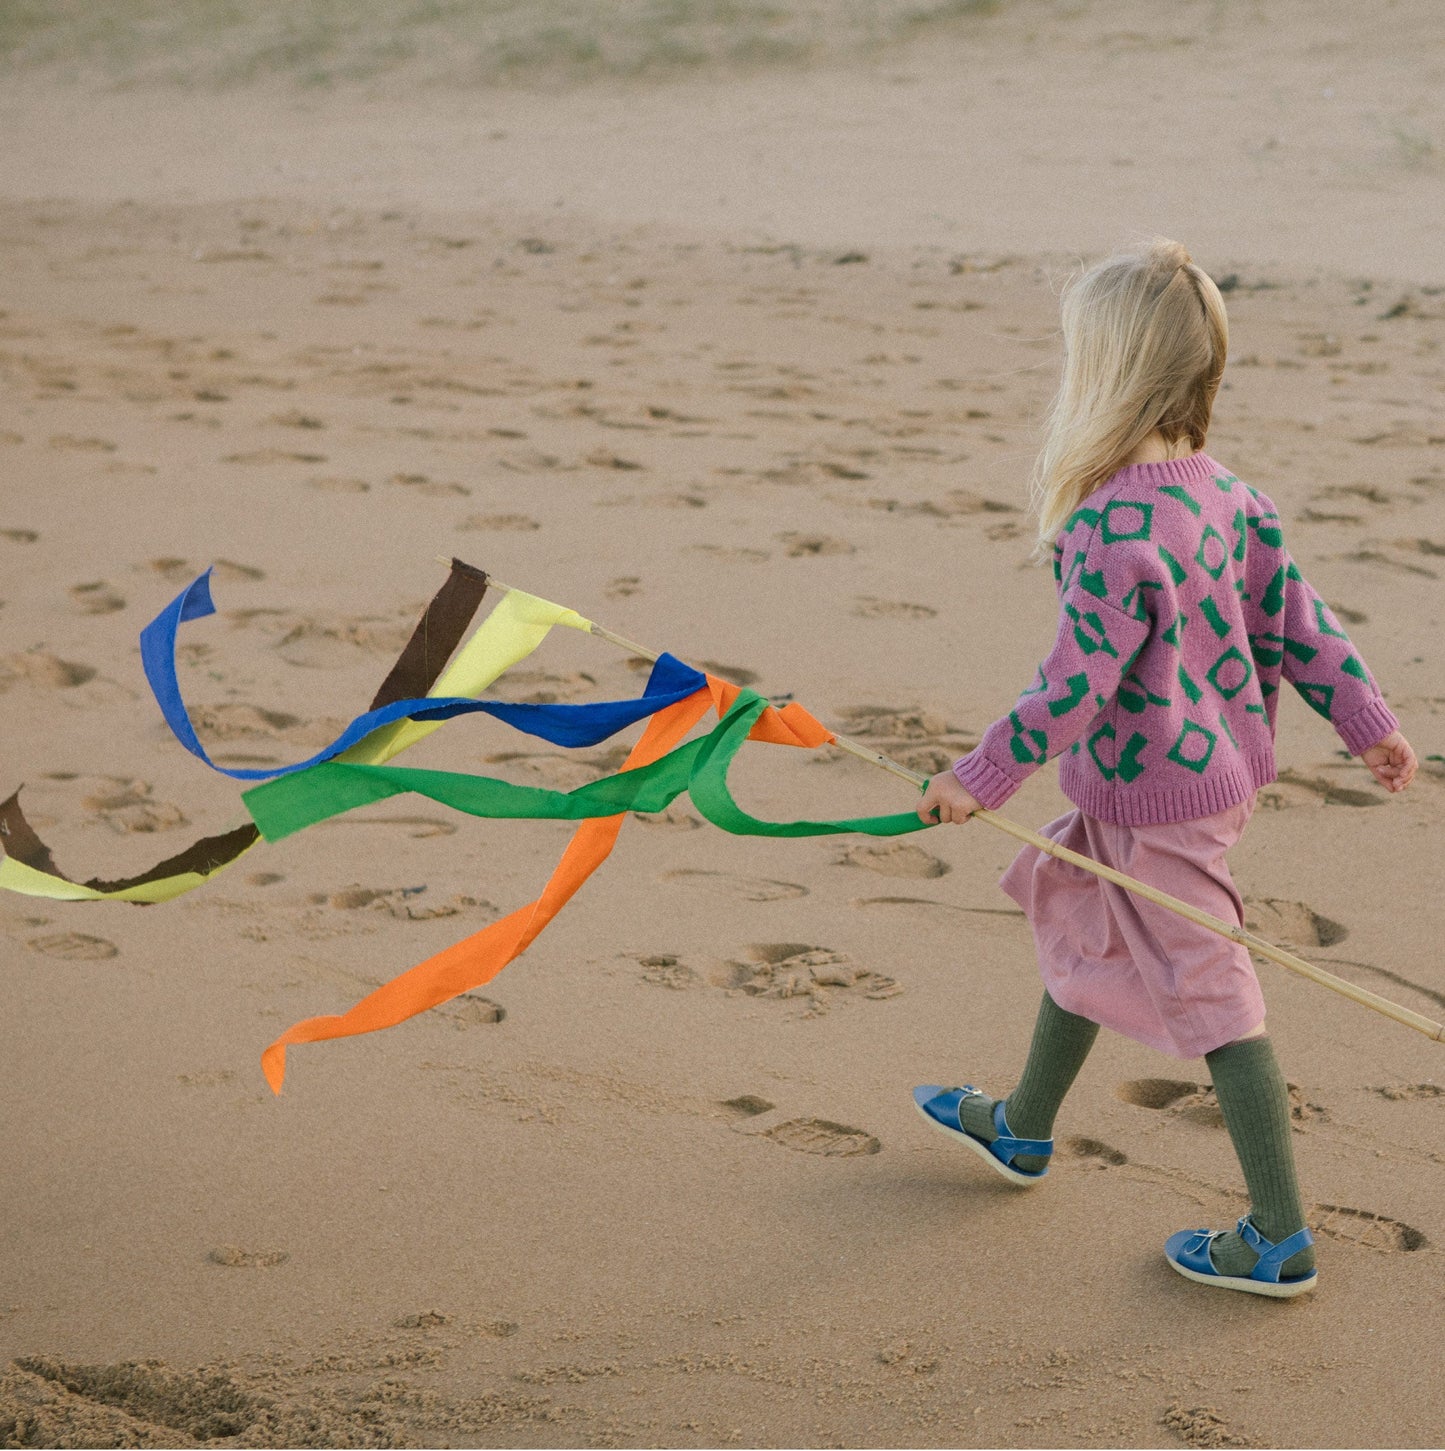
top-left (1204, 1034), bottom-right (1316, 1278)
top-left (961, 990), bottom-right (1099, 1172)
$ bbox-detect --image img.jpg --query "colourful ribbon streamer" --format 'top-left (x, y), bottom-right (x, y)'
top-left (143, 569), bottom-right (655, 778)
top-left (261, 685), bottom-right (717, 1092)
top-left (258, 677), bottom-right (927, 1092)
top-left (0, 563), bottom-right (482, 902)
top-left (244, 684), bottom-right (922, 843)
top-left (0, 570), bottom-right (590, 902)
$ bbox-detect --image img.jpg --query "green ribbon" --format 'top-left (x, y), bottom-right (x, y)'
top-left (244, 690), bottom-right (928, 843)
top-left (689, 692), bottom-right (924, 838)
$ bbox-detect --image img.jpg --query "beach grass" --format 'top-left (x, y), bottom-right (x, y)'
top-left (0, 0), bottom-right (1003, 90)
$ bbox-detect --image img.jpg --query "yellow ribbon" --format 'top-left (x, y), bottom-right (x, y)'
top-left (0, 590), bottom-right (591, 903)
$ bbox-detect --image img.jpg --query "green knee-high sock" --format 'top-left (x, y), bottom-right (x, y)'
top-left (960, 991), bottom-right (1099, 1171)
top-left (1205, 1036), bottom-right (1316, 1280)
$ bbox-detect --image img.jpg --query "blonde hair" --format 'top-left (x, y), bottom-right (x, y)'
top-left (1031, 238), bottom-right (1228, 552)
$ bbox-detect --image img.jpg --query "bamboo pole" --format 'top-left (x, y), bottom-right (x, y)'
top-left (439, 558), bottom-right (1445, 1044)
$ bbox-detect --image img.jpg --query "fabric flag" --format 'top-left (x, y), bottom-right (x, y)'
top-left (260, 684), bottom-right (716, 1092)
top-left (0, 561), bottom-right (491, 903)
top-left (141, 566), bottom-right (642, 779)
top-left (258, 675), bottom-right (928, 1092)
top-left (243, 683), bottom-right (923, 844)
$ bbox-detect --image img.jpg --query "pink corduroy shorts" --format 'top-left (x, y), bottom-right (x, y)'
top-left (998, 797), bottom-right (1264, 1060)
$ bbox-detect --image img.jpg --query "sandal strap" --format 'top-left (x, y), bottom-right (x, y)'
top-left (1236, 1215), bottom-right (1315, 1282)
top-left (989, 1097), bottom-right (1053, 1164)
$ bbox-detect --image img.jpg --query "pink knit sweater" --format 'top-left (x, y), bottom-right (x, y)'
top-left (953, 453), bottom-right (1398, 825)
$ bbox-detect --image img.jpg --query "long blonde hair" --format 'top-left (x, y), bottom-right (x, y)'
top-left (1031, 238), bottom-right (1228, 551)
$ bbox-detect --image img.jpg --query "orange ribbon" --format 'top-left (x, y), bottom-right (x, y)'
top-left (261, 676), bottom-right (833, 1092)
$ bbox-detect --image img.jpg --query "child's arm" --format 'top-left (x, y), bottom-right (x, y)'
top-left (1273, 549), bottom-right (1405, 766)
top-left (920, 581), bottom-right (1151, 824)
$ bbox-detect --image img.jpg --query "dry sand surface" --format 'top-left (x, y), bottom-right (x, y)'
top-left (2, 2), bottom-right (1443, 1447)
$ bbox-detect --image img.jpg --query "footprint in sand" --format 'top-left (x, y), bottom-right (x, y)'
top-left (586, 449), bottom-right (646, 471)
top-left (630, 806), bottom-right (702, 830)
top-left (78, 777), bottom-right (187, 834)
top-left (1337, 546), bottom-right (1437, 579)
top-left (388, 471), bottom-right (470, 497)
top-left (1115, 1077), bottom-right (1325, 1128)
top-left (497, 447), bottom-right (563, 474)
top-left (835, 841), bottom-right (949, 879)
top-left (1372, 1082), bottom-right (1444, 1101)
top-left (1241, 897), bottom-right (1348, 948)
top-left (1389, 536), bottom-right (1445, 557)
top-left (268, 410), bottom-right (325, 430)
top-left (184, 705), bottom-right (343, 758)
top-left (68, 581), bottom-right (126, 615)
top-left (1310, 1203), bottom-right (1427, 1252)
top-left (208, 1246), bottom-right (290, 1268)
top-left (605, 576), bottom-right (642, 599)
top-left (863, 489), bottom-right (1016, 519)
top-left (852, 596), bottom-right (938, 620)
top-left (760, 1118), bottom-right (881, 1157)
top-left (659, 869), bottom-right (807, 903)
top-left (446, 993), bottom-right (506, 1027)
top-left (176, 1070), bottom-right (238, 1088)
top-left (226, 612), bottom-right (411, 670)
top-left (1259, 769), bottom-right (1382, 810)
top-left (833, 705), bottom-right (952, 741)
top-left (832, 704), bottom-right (974, 775)
top-left (1061, 1135), bottom-right (1129, 1168)
top-left (306, 475), bottom-right (370, 493)
top-left (697, 660), bottom-right (760, 686)
top-left (601, 489), bottom-right (708, 510)
top-left (775, 532), bottom-right (855, 558)
top-left (48, 434), bottom-right (117, 453)
top-left (720, 1094), bottom-right (776, 1118)
top-left (222, 448), bottom-right (327, 465)
top-left (2, 527), bottom-right (39, 543)
top-left (456, 512), bottom-right (540, 532)
top-left (324, 884), bottom-right (488, 922)
top-left (27, 932), bottom-right (118, 961)
top-left (0, 652), bottom-right (96, 691)
top-left (637, 954), bottom-right (698, 990)
top-left (696, 943), bottom-right (902, 1008)
top-left (482, 669), bottom-right (598, 704)
top-left (685, 543), bottom-right (771, 563)
top-left (145, 557), bottom-right (265, 584)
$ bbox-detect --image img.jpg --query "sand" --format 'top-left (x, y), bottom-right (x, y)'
top-left (1, 3), bottom-right (1443, 1447)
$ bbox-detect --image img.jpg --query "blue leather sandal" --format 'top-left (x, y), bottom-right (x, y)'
top-left (1165, 1214), bottom-right (1318, 1299)
top-left (911, 1084), bottom-right (1051, 1186)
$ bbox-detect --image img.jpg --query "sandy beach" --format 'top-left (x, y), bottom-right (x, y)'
top-left (2, 3), bottom-right (1443, 1446)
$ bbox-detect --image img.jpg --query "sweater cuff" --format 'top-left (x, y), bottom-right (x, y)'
top-left (1333, 696), bottom-right (1399, 755)
top-left (952, 750), bottom-right (1024, 810)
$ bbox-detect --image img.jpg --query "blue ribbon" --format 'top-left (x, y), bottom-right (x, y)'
top-left (140, 570), bottom-right (708, 779)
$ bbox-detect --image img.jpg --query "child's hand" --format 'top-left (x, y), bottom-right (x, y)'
top-left (1360, 730), bottom-right (1418, 793)
top-left (917, 770), bottom-right (984, 824)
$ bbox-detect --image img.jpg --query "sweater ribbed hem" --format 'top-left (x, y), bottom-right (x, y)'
top-left (1059, 745), bottom-right (1277, 825)
top-left (952, 750), bottom-right (1024, 810)
top-left (1333, 696), bottom-right (1399, 755)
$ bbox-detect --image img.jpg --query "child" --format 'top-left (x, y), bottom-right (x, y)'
top-left (913, 238), bottom-right (1418, 1299)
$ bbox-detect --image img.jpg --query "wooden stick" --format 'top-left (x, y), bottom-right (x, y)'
top-left (439, 558), bottom-right (1445, 1043)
